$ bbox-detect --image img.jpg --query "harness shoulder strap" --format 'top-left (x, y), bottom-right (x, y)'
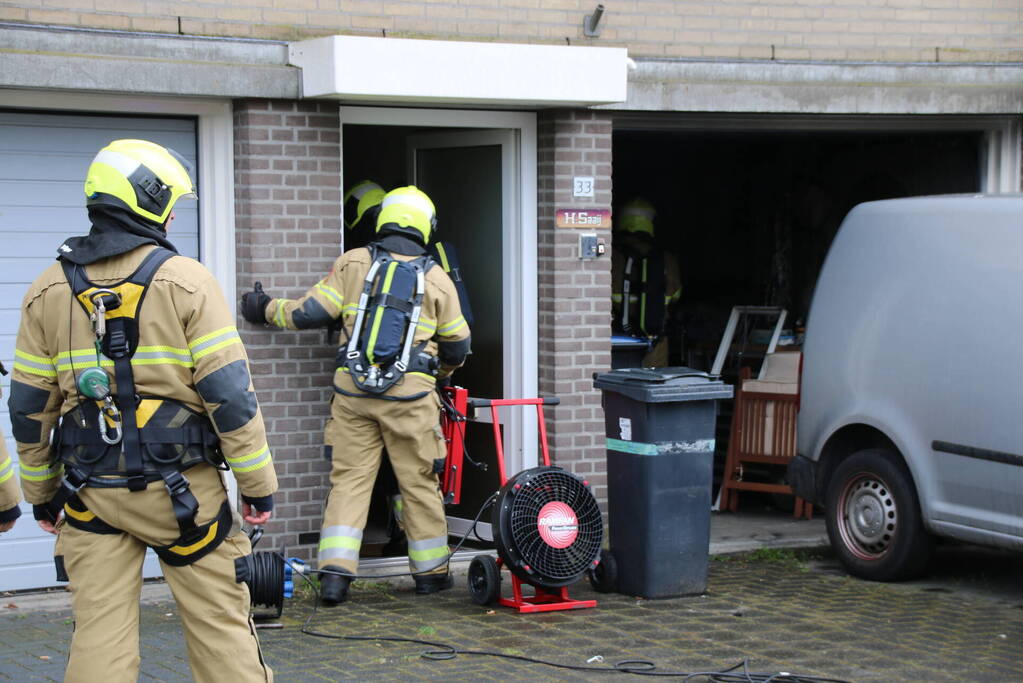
top-left (430, 241), bottom-right (473, 327)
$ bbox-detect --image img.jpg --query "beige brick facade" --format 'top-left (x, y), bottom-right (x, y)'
top-left (3, 0), bottom-right (1021, 62)
top-left (234, 99), bottom-right (342, 555)
top-left (538, 110), bottom-right (614, 501)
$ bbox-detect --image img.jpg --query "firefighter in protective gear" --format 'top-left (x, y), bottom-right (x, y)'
top-left (241, 186), bottom-right (470, 605)
top-left (343, 179), bottom-right (387, 249)
top-left (0, 367), bottom-right (22, 533)
top-left (9, 139), bottom-right (276, 682)
top-left (611, 198), bottom-right (682, 367)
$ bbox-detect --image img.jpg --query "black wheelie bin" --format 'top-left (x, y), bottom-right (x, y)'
top-left (592, 367), bottom-right (733, 598)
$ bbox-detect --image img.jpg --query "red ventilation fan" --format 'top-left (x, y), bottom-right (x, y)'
top-left (441, 392), bottom-right (604, 614)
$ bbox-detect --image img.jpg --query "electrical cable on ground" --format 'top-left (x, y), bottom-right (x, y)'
top-left (270, 538), bottom-right (851, 682)
top-left (282, 557), bottom-right (851, 682)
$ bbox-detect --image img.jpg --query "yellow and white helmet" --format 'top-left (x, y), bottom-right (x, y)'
top-left (83, 139), bottom-right (197, 225)
top-left (375, 185), bottom-right (437, 244)
top-left (616, 197), bottom-right (656, 236)
top-left (343, 180), bottom-right (386, 230)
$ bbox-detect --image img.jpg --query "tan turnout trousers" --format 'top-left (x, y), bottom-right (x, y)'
top-left (60, 465), bottom-right (272, 683)
top-left (318, 390), bottom-right (449, 576)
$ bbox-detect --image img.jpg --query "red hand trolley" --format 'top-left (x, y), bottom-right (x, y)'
top-left (439, 386), bottom-right (602, 614)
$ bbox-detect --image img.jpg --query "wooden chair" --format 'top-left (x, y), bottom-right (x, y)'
top-left (719, 354), bottom-right (813, 519)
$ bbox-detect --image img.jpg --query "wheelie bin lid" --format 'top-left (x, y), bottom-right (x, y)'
top-left (592, 367), bottom-right (734, 403)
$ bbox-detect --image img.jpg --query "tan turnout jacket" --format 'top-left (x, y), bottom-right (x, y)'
top-left (265, 246), bottom-right (470, 398)
top-left (10, 245), bottom-right (277, 505)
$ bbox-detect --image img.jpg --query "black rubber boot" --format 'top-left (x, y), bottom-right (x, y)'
top-left (414, 572), bottom-right (454, 595)
top-left (320, 566), bottom-right (352, 606)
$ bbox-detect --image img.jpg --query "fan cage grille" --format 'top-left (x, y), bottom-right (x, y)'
top-left (505, 469), bottom-right (603, 584)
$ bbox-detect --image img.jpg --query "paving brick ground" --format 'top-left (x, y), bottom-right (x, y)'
top-left (2, 544), bottom-right (1022, 682)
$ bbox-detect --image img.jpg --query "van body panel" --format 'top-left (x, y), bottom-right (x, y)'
top-left (930, 519), bottom-right (1023, 552)
top-left (799, 195), bottom-right (1023, 547)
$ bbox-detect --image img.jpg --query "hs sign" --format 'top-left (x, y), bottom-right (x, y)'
top-left (555, 208), bottom-right (611, 229)
top-left (562, 211), bottom-right (603, 226)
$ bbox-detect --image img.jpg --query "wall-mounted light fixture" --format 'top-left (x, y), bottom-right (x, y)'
top-left (583, 4), bottom-right (605, 38)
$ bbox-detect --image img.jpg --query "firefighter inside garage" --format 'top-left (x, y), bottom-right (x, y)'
top-left (612, 125), bottom-right (982, 514)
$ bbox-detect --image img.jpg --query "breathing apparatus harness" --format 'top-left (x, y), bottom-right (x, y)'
top-left (53, 247), bottom-right (230, 566)
top-left (617, 242), bottom-right (666, 340)
top-left (335, 243), bottom-right (440, 401)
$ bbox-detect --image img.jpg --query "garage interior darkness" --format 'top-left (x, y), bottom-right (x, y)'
top-left (613, 127), bottom-right (983, 371)
top-left (614, 125), bottom-right (982, 512)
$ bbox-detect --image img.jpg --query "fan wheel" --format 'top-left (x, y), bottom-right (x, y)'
top-left (492, 466), bottom-right (603, 588)
top-left (467, 555), bottom-right (501, 605)
top-left (588, 549), bottom-right (618, 593)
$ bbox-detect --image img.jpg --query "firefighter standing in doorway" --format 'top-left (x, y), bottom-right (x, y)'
top-left (241, 186), bottom-right (470, 605)
top-left (341, 180), bottom-right (408, 555)
top-left (343, 182), bottom-right (475, 556)
top-left (9, 139), bottom-right (276, 682)
top-left (0, 369), bottom-right (22, 532)
top-left (611, 197), bottom-right (682, 367)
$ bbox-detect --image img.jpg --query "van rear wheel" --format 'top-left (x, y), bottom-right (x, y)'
top-left (825, 449), bottom-right (932, 581)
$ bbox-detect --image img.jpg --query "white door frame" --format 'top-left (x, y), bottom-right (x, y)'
top-left (0, 89), bottom-right (239, 503)
top-left (339, 106), bottom-right (539, 475)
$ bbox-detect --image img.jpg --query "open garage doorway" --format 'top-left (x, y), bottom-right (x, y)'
top-left (610, 114), bottom-right (1019, 517)
top-left (614, 126), bottom-right (984, 366)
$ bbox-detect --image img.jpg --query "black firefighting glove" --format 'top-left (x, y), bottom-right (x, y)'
top-left (242, 493), bottom-right (274, 513)
top-left (0, 505), bottom-right (21, 525)
top-left (32, 499), bottom-right (63, 524)
top-left (240, 281), bottom-right (272, 325)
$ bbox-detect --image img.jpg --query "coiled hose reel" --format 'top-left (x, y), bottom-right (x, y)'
top-left (237, 527), bottom-right (308, 619)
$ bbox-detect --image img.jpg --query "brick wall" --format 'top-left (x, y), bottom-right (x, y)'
top-left (2, 0), bottom-right (1020, 63)
top-left (537, 109), bottom-right (614, 506)
top-left (233, 100), bottom-right (618, 552)
top-left (234, 99), bottom-right (341, 560)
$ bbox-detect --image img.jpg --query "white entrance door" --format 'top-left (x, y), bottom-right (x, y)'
top-left (0, 110), bottom-right (199, 591)
top-left (408, 129), bottom-right (536, 539)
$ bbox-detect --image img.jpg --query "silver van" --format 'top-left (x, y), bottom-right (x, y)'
top-left (790, 194), bottom-right (1023, 581)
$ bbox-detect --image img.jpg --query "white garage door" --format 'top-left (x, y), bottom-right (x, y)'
top-left (0, 111), bottom-right (199, 591)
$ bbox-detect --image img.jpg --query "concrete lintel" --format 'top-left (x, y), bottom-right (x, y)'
top-left (605, 59), bottom-right (1023, 115)
top-left (0, 24), bottom-right (299, 99)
